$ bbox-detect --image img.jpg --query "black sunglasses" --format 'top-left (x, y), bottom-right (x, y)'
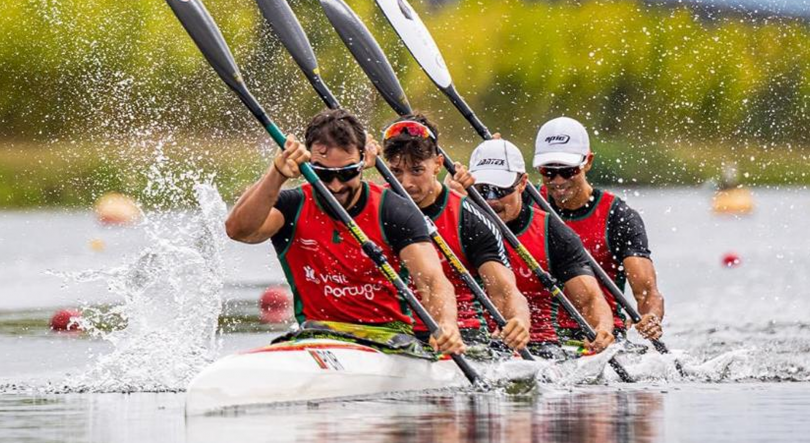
top-left (539, 165), bottom-right (583, 180)
top-left (473, 182), bottom-right (518, 200)
top-left (310, 161), bottom-right (364, 182)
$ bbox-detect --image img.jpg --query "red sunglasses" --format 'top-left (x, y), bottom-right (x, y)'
top-left (382, 120), bottom-right (436, 141)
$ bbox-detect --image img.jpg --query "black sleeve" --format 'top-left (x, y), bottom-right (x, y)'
top-left (607, 198), bottom-right (652, 261)
top-left (547, 216), bottom-right (595, 283)
top-left (270, 188), bottom-right (304, 253)
top-left (459, 199), bottom-right (511, 270)
top-left (380, 190), bottom-right (431, 254)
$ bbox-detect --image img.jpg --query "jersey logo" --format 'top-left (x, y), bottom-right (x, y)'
top-left (304, 266), bottom-right (321, 284)
top-left (299, 238), bottom-right (319, 252)
top-left (332, 230), bottom-right (343, 244)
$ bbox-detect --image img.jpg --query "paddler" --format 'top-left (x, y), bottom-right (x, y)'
top-left (225, 109), bottom-right (465, 355)
top-left (460, 139), bottom-right (617, 357)
top-left (380, 114), bottom-right (531, 352)
top-left (531, 117), bottom-right (666, 345)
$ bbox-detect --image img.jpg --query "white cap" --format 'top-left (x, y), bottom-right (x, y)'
top-left (469, 139), bottom-right (526, 187)
top-left (533, 117), bottom-right (590, 168)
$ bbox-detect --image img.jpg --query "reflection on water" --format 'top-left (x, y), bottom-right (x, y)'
top-left (185, 389), bottom-right (663, 443)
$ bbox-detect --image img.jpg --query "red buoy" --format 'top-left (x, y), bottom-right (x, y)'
top-left (259, 286), bottom-right (292, 324)
top-left (50, 309), bottom-right (82, 331)
top-left (722, 252), bottom-right (741, 268)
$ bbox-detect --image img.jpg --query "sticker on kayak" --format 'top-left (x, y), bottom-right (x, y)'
top-left (308, 349), bottom-right (344, 370)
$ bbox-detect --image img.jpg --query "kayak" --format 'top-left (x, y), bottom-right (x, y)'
top-left (185, 337), bottom-right (468, 415)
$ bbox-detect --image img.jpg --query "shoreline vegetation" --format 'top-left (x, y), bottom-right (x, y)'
top-left (2, 0), bottom-right (808, 207)
top-left (1, 137), bottom-right (807, 209)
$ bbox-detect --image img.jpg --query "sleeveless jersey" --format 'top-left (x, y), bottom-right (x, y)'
top-left (506, 206), bottom-right (559, 344)
top-left (278, 182), bottom-right (412, 326)
top-left (540, 186), bottom-right (626, 330)
top-left (412, 189), bottom-right (483, 333)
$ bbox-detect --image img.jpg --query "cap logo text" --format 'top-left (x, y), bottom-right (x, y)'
top-left (545, 135), bottom-right (570, 145)
top-left (476, 158), bottom-right (505, 166)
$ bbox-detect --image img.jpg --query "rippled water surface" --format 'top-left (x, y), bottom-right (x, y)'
top-left (1, 187), bottom-right (809, 442)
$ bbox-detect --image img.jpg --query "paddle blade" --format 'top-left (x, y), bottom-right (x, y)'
top-left (374, 0), bottom-right (452, 89)
top-left (319, 0), bottom-right (412, 116)
top-left (166, 0), bottom-right (245, 93)
top-left (256, 0), bottom-right (320, 76)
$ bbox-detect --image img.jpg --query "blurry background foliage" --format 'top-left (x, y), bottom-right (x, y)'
top-left (0, 0), bottom-right (808, 207)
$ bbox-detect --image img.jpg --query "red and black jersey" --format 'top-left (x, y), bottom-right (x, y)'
top-left (505, 206), bottom-right (560, 344)
top-left (539, 187), bottom-right (642, 330)
top-left (275, 182), bottom-right (428, 326)
top-left (409, 185), bottom-right (510, 332)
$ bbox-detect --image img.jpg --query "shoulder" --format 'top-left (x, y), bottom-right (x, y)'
top-left (275, 187), bottom-right (305, 212)
top-left (606, 193), bottom-right (645, 227)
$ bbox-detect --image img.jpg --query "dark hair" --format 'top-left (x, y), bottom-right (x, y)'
top-left (382, 112), bottom-right (439, 165)
top-left (304, 109), bottom-right (366, 154)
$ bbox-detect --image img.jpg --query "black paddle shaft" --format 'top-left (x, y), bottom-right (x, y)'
top-left (166, 0), bottom-right (480, 384)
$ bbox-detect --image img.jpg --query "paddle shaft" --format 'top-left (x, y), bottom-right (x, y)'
top-left (166, 0), bottom-right (480, 384)
top-left (257, 3), bottom-right (533, 361)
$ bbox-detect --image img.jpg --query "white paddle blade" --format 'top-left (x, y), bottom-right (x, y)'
top-left (375, 0), bottom-right (452, 89)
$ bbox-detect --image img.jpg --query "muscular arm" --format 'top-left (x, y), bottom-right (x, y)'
top-left (478, 261), bottom-right (531, 349)
top-left (400, 242), bottom-right (464, 354)
top-left (563, 275), bottom-right (615, 335)
top-left (224, 170), bottom-right (287, 244)
top-left (225, 136), bottom-right (307, 244)
top-left (479, 262), bottom-right (530, 325)
top-left (624, 257), bottom-right (665, 319)
top-left (400, 242), bottom-right (458, 329)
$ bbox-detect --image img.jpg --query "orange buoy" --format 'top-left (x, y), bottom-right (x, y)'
top-left (89, 238), bottom-right (106, 252)
top-left (712, 187), bottom-right (754, 215)
top-left (50, 309), bottom-right (83, 331)
top-left (259, 286), bottom-right (292, 324)
top-left (722, 252), bottom-right (741, 268)
top-left (94, 192), bottom-right (141, 226)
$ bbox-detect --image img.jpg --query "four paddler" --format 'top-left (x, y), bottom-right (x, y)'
top-left (380, 114), bottom-right (531, 352)
top-left (531, 117), bottom-right (666, 343)
top-left (224, 107), bottom-right (650, 360)
top-left (225, 109), bottom-right (466, 355)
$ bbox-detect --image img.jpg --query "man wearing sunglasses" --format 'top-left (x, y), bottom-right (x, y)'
top-left (532, 117), bottom-right (666, 346)
top-left (381, 114), bottom-right (531, 353)
top-left (467, 139), bottom-right (617, 356)
top-left (225, 109), bottom-right (465, 356)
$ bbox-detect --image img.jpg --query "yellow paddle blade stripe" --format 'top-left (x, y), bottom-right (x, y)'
top-left (433, 236), bottom-right (466, 274)
top-left (379, 263), bottom-right (401, 282)
top-left (515, 244), bottom-right (541, 270)
top-left (346, 222), bottom-right (370, 243)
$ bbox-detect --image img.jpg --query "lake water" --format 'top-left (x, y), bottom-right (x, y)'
top-left (2, 185), bottom-right (809, 442)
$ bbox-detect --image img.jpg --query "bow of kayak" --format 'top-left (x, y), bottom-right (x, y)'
top-left (185, 338), bottom-right (467, 415)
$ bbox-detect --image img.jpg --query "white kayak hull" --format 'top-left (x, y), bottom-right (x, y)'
top-left (186, 338), bottom-right (467, 415)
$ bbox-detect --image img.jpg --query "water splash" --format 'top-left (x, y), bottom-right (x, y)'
top-left (56, 184), bottom-right (228, 393)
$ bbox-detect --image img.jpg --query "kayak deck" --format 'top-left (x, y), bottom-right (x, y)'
top-left (185, 338), bottom-right (467, 415)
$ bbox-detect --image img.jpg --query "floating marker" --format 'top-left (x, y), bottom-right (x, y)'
top-left (50, 309), bottom-right (82, 331)
top-left (722, 252), bottom-right (741, 268)
top-left (94, 192), bottom-right (142, 226)
top-left (259, 286), bottom-right (292, 324)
